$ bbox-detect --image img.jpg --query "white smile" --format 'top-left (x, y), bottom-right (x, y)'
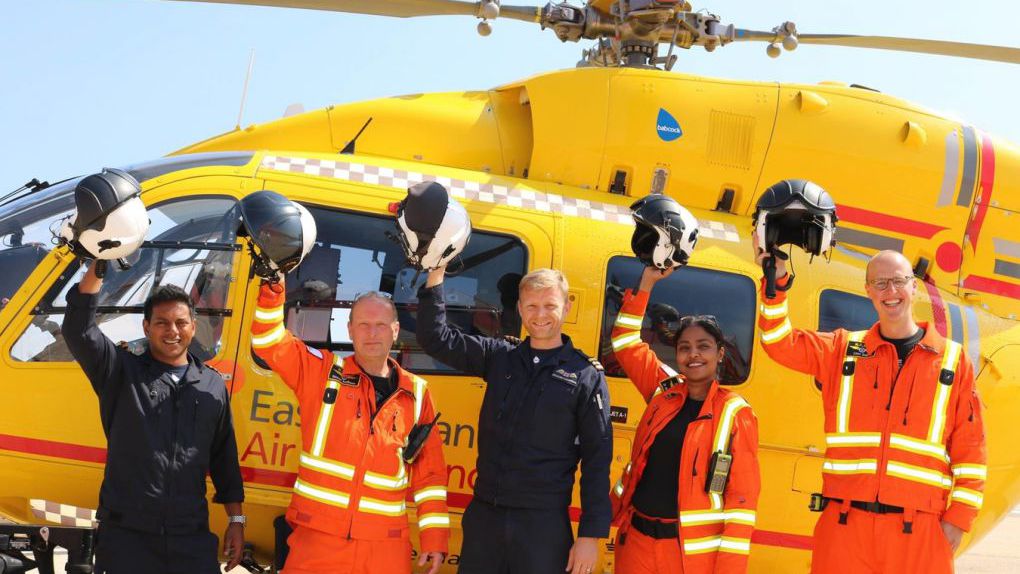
top-left (163, 338), bottom-right (181, 345)
top-left (882, 299), bottom-right (903, 308)
top-left (688, 361), bottom-right (705, 368)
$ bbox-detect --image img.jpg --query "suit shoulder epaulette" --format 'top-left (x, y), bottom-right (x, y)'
top-left (584, 355), bottom-right (604, 372)
top-left (659, 375), bottom-right (682, 392)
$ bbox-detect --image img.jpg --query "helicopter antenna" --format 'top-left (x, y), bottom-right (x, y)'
top-left (341, 117), bottom-right (374, 155)
top-left (236, 48), bottom-right (255, 130)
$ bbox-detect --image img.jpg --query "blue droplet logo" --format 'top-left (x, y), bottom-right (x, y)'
top-left (656, 108), bottom-right (683, 142)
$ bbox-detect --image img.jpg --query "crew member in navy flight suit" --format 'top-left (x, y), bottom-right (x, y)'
top-left (63, 263), bottom-right (245, 574)
top-left (417, 266), bottom-right (612, 574)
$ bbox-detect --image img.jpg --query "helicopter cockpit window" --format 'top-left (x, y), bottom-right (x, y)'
top-left (0, 177), bottom-right (79, 306)
top-left (818, 289), bottom-right (878, 332)
top-left (598, 256), bottom-right (755, 385)
top-left (278, 205), bottom-right (526, 374)
top-left (9, 197), bottom-right (239, 363)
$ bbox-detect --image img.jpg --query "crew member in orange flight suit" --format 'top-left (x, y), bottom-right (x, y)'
top-left (609, 266), bottom-right (761, 573)
top-left (755, 244), bottom-right (986, 573)
top-left (252, 278), bottom-right (449, 574)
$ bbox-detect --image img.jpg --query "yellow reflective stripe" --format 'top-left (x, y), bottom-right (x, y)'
top-left (760, 318), bottom-right (792, 345)
top-left (825, 432), bottom-right (883, 447)
top-left (412, 376), bottom-right (427, 426)
top-left (612, 332), bottom-right (642, 351)
top-left (678, 509), bottom-right (756, 527)
top-left (254, 305), bottom-right (284, 323)
top-left (311, 380), bottom-right (341, 457)
top-left (299, 452), bottom-right (355, 480)
top-left (928, 341), bottom-right (962, 443)
top-left (713, 397), bottom-right (749, 453)
top-left (822, 459), bottom-right (878, 475)
top-left (251, 323), bottom-right (286, 348)
top-left (414, 486), bottom-right (447, 504)
top-left (886, 461), bottom-right (952, 489)
top-left (363, 466), bottom-right (408, 491)
top-left (719, 536), bottom-right (752, 555)
top-left (836, 331), bottom-right (867, 434)
top-left (759, 300), bottom-right (789, 319)
top-left (357, 496), bottom-right (407, 517)
top-left (418, 513), bottom-right (451, 529)
top-left (683, 535), bottom-right (723, 554)
top-left (889, 434), bottom-right (949, 462)
top-left (952, 464), bottom-right (988, 480)
top-left (615, 312), bottom-right (643, 329)
top-left (723, 510), bottom-right (757, 526)
top-left (950, 487), bottom-right (984, 508)
top-left (294, 479), bottom-right (350, 508)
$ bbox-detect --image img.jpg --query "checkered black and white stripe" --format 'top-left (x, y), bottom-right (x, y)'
top-left (260, 155), bottom-right (740, 242)
top-left (30, 499), bottom-right (97, 528)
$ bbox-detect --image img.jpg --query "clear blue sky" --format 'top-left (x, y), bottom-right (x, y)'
top-left (2, 0), bottom-right (1018, 190)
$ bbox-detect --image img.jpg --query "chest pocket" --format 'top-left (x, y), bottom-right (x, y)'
top-left (530, 369), bottom-right (580, 451)
top-left (189, 390), bottom-right (223, 454)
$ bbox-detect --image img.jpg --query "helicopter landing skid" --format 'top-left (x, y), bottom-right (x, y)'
top-left (0, 523), bottom-right (95, 574)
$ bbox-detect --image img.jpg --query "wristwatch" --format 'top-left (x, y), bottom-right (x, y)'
top-left (228, 515), bottom-right (247, 526)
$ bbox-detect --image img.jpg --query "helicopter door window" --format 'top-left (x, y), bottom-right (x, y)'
top-left (818, 289), bottom-right (879, 332)
top-left (9, 196), bottom-right (239, 363)
top-left (599, 256), bottom-right (755, 385)
top-left (279, 205), bottom-right (526, 375)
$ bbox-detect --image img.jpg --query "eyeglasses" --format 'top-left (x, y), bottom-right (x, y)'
top-left (353, 291), bottom-right (393, 301)
top-left (867, 276), bottom-right (914, 291)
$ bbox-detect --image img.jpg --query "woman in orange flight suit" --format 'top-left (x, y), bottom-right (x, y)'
top-left (609, 266), bottom-right (761, 574)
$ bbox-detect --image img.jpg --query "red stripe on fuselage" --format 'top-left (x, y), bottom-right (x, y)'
top-left (963, 275), bottom-right (1020, 299)
top-left (837, 205), bottom-right (947, 239)
top-left (0, 433), bottom-right (107, 464)
top-left (966, 133), bottom-right (996, 252)
top-left (922, 278), bottom-right (949, 337)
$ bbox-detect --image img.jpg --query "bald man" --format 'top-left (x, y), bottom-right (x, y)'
top-left (754, 245), bottom-right (986, 574)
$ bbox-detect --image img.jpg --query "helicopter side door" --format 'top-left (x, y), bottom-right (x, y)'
top-left (0, 185), bottom-right (248, 524)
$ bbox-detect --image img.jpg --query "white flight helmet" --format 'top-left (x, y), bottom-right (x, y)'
top-left (752, 179), bottom-right (838, 259)
top-left (238, 191), bottom-right (317, 280)
top-left (394, 181), bottom-right (471, 271)
top-left (630, 193), bottom-right (700, 270)
top-left (58, 168), bottom-right (149, 260)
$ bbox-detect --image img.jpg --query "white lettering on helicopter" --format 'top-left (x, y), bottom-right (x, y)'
top-left (657, 124), bottom-right (682, 134)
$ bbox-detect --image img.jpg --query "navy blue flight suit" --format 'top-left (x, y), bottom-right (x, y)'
top-left (62, 287), bottom-right (244, 574)
top-left (416, 283), bottom-right (612, 574)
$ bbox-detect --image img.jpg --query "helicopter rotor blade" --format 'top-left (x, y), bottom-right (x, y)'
top-left (734, 29), bottom-right (1020, 64)
top-left (170, 0), bottom-right (541, 22)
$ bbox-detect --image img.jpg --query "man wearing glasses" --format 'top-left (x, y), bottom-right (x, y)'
top-left (753, 246), bottom-right (986, 573)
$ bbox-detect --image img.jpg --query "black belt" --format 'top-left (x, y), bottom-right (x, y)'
top-left (827, 498), bottom-right (905, 514)
top-left (630, 513), bottom-right (678, 540)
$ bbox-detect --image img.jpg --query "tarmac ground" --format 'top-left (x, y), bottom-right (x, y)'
top-left (8, 507), bottom-right (1020, 572)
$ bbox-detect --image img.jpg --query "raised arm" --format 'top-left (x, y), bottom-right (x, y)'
top-left (610, 267), bottom-right (678, 403)
top-left (415, 268), bottom-right (509, 377)
top-left (251, 279), bottom-right (330, 396)
top-left (61, 261), bottom-right (121, 396)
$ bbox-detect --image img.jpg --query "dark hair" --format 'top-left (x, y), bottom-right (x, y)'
top-left (674, 315), bottom-right (726, 349)
top-left (144, 284), bottom-right (196, 321)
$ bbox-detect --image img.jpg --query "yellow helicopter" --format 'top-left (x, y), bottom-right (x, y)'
top-left (1, 1), bottom-right (1019, 572)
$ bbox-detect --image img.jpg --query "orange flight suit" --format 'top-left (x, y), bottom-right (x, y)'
top-left (609, 289), bottom-right (761, 573)
top-left (758, 276), bottom-right (986, 573)
top-left (252, 283), bottom-right (449, 574)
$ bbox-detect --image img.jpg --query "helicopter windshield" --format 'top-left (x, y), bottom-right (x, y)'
top-left (0, 152), bottom-right (252, 304)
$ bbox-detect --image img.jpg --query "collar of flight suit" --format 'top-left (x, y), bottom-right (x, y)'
top-left (518, 334), bottom-right (579, 366)
top-left (659, 376), bottom-right (722, 420)
top-left (862, 321), bottom-right (944, 356)
top-left (341, 354), bottom-right (416, 396)
top-left (142, 349), bottom-right (208, 386)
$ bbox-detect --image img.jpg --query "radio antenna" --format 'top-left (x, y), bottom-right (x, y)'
top-left (236, 48), bottom-right (255, 130)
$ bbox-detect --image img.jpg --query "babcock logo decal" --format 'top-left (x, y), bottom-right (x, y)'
top-left (656, 108), bottom-right (683, 142)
